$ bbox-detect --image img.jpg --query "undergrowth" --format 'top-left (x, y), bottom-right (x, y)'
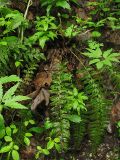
top-left (0, 0), bottom-right (120, 159)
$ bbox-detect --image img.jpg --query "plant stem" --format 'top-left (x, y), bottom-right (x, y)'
top-left (20, 0), bottom-right (32, 43)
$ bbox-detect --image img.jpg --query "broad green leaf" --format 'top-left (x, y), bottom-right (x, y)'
top-left (67, 114), bottom-right (81, 123)
top-left (0, 142), bottom-right (13, 153)
top-left (37, 146), bottom-right (42, 150)
top-left (12, 150), bottom-right (20, 160)
top-left (13, 128), bottom-right (18, 134)
top-left (10, 124), bottom-right (16, 129)
top-left (92, 31), bottom-right (101, 37)
top-left (46, 5), bottom-right (52, 15)
top-left (0, 114), bottom-right (4, 128)
top-left (47, 140), bottom-right (54, 150)
top-left (29, 127), bottom-right (44, 134)
top-left (54, 138), bottom-right (60, 143)
top-left (24, 137), bottom-right (30, 146)
top-left (55, 143), bottom-right (61, 152)
top-left (42, 149), bottom-right (50, 155)
top-left (44, 120), bottom-right (53, 129)
top-left (0, 41), bottom-right (7, 45)
top-left (0, 104), bottom-right (3, 112)
top-left (24, 121), bottom-right (29, 126)
top-left (0, 114), bottom-right (5, 139)
top-left (0, 129), bottom-right (5, 139)
top-left (6, 127), bottom-right (11, 136)
top-left (117, 121), bottom-right (120, 127)
top-left (4, 136), bottom-right (12, 142)
top-left (13, 145), bottom-right (19, 150)
top-left (56, 1), bottom-right (71, 10)
top-left (25, 133), bottom-right (33, 137)
top-left (29, 120), bottom-right (35, 124)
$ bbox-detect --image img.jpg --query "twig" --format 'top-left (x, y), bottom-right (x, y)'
top-left (78, 29), bottom-right (92, 37)
top-left (24, 0), bottom-right (33, 19)
top-left (20, 0), bottom-right (32, 42)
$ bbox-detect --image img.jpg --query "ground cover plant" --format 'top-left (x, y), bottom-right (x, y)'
top-left (0, 0), bottom-right (120, 159)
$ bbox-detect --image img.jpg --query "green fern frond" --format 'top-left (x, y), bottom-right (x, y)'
top-left (0, 75), bottom-right (21, 84)
top-left (50, 63), bottom-right (72, 151)
top-left (71, 111), bottom-right (88, 148)
top-left (84, 73), bottom-right (108, 150)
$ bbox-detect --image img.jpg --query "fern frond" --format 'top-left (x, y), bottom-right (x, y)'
top-left (0, 75), bottom-right (21, 84)
top-left (50, 63), bottom-right (72, 151)
top-left (71, 111), bottom-right (88, 148)
top-left (84, 73), bottom-right (108, 150)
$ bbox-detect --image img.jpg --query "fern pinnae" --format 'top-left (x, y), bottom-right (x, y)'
top-left (84, 72), bottom-right (108, 150)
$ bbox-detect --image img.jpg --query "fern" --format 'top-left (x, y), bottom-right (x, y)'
top-left (50, 63), bottom-right (87, 151)
top-left (0, 75), bottom-right (30, 139)
top-left (0, 81), bottom-right (30, 111)
top-left (0, 75), bottom-right (21, 84)
top-left (83, 72), bottom-right (108, 150)
top-left (71, 111), bottom-right (88, 148)
top-left (0, 35), bottom-right (45, 76)
top-left (109, 67), bottom-right (120, 91)
top-left (50, 64), bottom-right (72, 150)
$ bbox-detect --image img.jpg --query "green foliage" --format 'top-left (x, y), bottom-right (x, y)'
top-left (71, 111), bottom-right (88, 148)
top-left (35, 137), bottom-right (61, 159)
top-left (83, 41), bottom-right (120, 70)
top-left (29, 16), bottom-right (57, 48)
top-left (86, 1), bottom-right (111, 16)
top-left (81, 70), bottom-right (109, 150)
top-left (0, 75), bottom-right (30, 140)
top-left (50, 63), bottom-right (87, 151)
top-left (63, 24), bottom-right (80, 38)
top-left (0, 35), bottom-right (45, 76)
top-left (0, 0), bottom-right (120, 158)
top-left (40, 0), bottom-right (77, 15)
top-left (0, 0), bottom-right (9, 7)
top-left (0, 7), bottom-right (27, 34)
top-left (0, 124), bottom-right (20, 160)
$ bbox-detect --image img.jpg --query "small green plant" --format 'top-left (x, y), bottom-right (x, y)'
top-left (0, 118), bottom-right (37, 160)
top-left (29, 16), bottom-right (57, 49)
top-left (35, 137), bottom-right (61, 159)
top-left (83, 41), bottom-right (120, 69)
top-left (0, 124), bottom-right (20, 160)
top-left (63, 24), bottom-right (80, 38)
